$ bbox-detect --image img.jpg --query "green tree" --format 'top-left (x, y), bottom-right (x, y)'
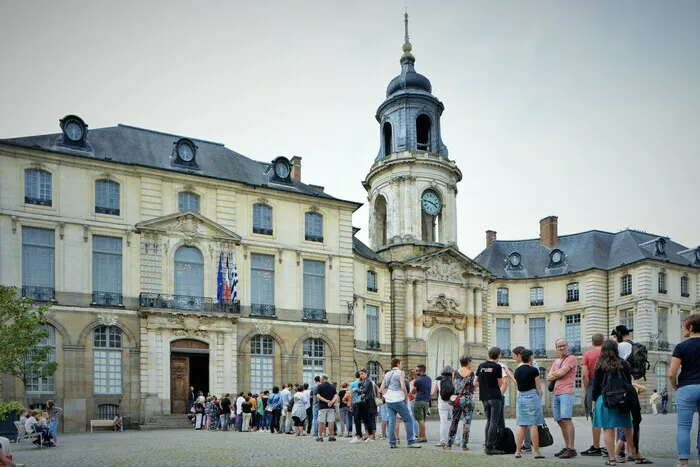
top-left (0, 285), bottom-right (58, 402)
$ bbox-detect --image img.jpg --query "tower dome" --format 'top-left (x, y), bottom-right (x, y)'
top-left (385, 26), bottom-right (432, 97)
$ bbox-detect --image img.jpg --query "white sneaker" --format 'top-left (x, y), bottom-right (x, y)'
top-left (349, 437), bottom-right (361, 444)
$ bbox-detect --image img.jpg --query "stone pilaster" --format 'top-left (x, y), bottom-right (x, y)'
top-left (465, 286), bottom-right (475, 343)
top-left (405, 279), bottom-right (415, 339)
top-left (475, 287), bottom-right (483, 344)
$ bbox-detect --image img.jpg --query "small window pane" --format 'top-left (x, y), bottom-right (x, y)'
top-left (253, 204), bottom-right (273, 235)
top-left (22, 227), bottom-right (55, 293)
top-left (302, 338), bottom-right (325, 384)
top-left (26, 324), bottom-right (56, 393)
top-left (251, 254), bottom-right (275, 310)
top-left (566, 283), bottom-right (579, 302)
top-left (621, 275), bottom-right (632, 296)
top-left (565, 314), bottom-right (581, 353)
top-left (367, 271), bottom-right (377, 292)
top-left (529, 318), bottom-right (546, 354)
top-left (681, 276), bottom-right (689, 297)
top-left (305, 212), bottom-right (323, 242)
top-left (178, 192), bottom-right (200, 213)
top-left (497, 287), bottom-right (509, 306)
top-left (530, 287), bottom-right (544, 306)
top-left (96, 404), bottom-right (120, 420)
top-left (303, 260), bottom-right (325, 314)
top-left (658, 272), bottom-right (667, 294)
top-left (496, 318), bottom-right (510, 353)
top-left (25, 169), bottom-right (52, 206)
top-left (366, 305), bottom-right (379, 347)
top-left (95, 180), bottom-right (120, 215)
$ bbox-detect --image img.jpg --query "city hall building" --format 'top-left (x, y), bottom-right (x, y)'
top-left (1, 26), bottom-right (698, 431)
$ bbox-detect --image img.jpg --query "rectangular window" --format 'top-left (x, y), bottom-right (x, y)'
top-left (22, 227), bottom-right (55, 301)
top-left (657, 307), bottom-right (668, 345)
top-left (621, 275), bottom-right (632, 296)
top-left (529, 318), bottom-right (546, 355)
top-left (92, 236), bottom-right (122, 306)
top-left (178, 192), bottom-right (200, 213)
top-left (620, 309), bottom-right (634, 337)
top-left (497, 287), bottom-right (509, 306)
top-left (25, 169), bottom-right (52, 206)
top-left (565, 314), bottom-right (582, 354)
top-left (566, 282), bottom-right (579, 302)
top-left (250, 354), bottom-right (273, 394)
top-left (94, 350), bottom-right (122, 395)
top-left (681, 276), bottom-right (689, 298)
top-left (251, 254), bottom-right (275, 316)
top-left (303, 259), bottom-right (326, 320)
top-left (530, 287), bottom-right (544, 306)
top-left (574, 365), bottom-right (583, 405)
top-left (496, 318), bottom-right (511, 356)
top-left (253, 204), bottom-right (273, 235)
top-left (366, 305), bottom-right (379, 350)
top-left (304, 212), bottom-right (323, 242)
top-left (658, 273), bottom-right (667, 294)
top-left (26, 324), bottom-right (55, 393)
top-left (367, 270), bottom-right (377, 292)
top-left (95, 180), bottom-right (120, 215)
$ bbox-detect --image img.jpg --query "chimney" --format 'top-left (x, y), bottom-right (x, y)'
top-left (291, 155), bottom-right (302, 181)
top-left (539, 216), bottom-right (558, 248)
top-left (486, 230), bottom-right (497, 248)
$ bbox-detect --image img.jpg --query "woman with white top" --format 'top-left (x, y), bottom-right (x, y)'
top-left (431, 365), bottom-right (455, 448)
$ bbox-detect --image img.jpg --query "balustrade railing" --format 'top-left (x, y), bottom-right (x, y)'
top-left (139, 293), bottom-right (240, 313)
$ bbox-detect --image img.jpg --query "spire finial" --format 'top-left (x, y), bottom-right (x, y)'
top-left (404, 10), bottom-right (410, 45)
top-left (401, 10), bottom-right (414, 60)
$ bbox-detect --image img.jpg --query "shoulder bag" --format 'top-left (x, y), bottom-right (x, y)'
top-left (450, 371), bottom-right (470, 407)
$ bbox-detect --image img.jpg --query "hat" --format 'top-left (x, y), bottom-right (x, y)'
top-left (612, 325), bottom-right (633, 336)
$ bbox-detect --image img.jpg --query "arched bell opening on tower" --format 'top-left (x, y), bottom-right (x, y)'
top-left (382, 122), bottom-right (393, 157)
top-left (374, 195), bottom-right (388, 247)
top-left (416, 114), bottom-right (431, 151)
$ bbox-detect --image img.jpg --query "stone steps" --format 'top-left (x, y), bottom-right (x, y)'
top-left (139, 414), bottom-right (193, 430)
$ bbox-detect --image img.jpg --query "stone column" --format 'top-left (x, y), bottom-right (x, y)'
top-left (475, 287), bottom-right (483, 344)
top-left (223, 331), bottom-right (232, 391)
top-left (405, 279), bottom-right (415, 339)
top-left (414, 280), bottom-right (424, 340)
top-left (465, 286), bottom-right (475, 343)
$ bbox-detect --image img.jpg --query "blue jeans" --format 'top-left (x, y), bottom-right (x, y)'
top-left (346, 407), bottom-right (354, 434)
top-left (369, 411), bottom-right (377, 434)
top-left (676, 384), bottom-right (700, 460)
top-left (263, 411), bottom-right (272, 430)
top-left (49, 418), bottom-right (59, 441)
top-left (386, 401), bottom-right (416, 447)
top-left (312, 404), bottom-right (319, 436)
top-left (483, 399), bottom-right (503, 450)
top-left (340, 407), bottom-right (350, 434)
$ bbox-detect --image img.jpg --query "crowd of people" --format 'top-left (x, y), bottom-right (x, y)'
top-left (179, 315), bottom-right (700, 466)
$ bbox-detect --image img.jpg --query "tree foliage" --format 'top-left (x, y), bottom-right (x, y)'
top-left (0, 285), bottom-right (58, 390)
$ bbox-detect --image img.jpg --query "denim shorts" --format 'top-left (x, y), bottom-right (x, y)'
top-left (552, 393), bottom-right (574, 421)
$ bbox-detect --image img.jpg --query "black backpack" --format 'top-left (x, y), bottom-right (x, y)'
top-left (602, 368), bottom-right (634, 412)
top-left (440, 375), bottom-right (455, 402)
top-left (626, 341), bottom-right (650, 381)
top-left (496, 427), bottom-right (517, 454)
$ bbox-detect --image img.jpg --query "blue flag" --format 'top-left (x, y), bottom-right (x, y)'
top-left (216, 253), bottom-right (224, 304)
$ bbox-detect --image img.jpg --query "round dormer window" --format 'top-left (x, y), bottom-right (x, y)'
top-left (696, 247), bottom-right (700, 262)
top-left (656, 238), bottom-right (666, 255)
top-left (551, 249), bottom-right (563, 264)
top-left (64, 120), bottom-right (84, 141)
top-left (509, 252), bottom-right (521, 267)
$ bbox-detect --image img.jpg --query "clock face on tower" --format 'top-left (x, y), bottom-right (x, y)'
top-left (421, 190), bottom-right (441, 215)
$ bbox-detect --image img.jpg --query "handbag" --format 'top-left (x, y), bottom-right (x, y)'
top-left (372, 380), bottom-right (383, 407)
top-left (449, 371), bottom-right (471, 408)
top-left (538, 422), bottom-right (554, 447)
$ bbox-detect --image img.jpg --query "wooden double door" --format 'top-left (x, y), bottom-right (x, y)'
top-left (170, 339), bottom-right (209, 414)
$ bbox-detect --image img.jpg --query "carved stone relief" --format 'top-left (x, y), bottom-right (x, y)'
top-left (426, 255), bottom-right (464, 282)
top-left (427, 293), bottom-right (459, 314)
top-left (97, 314), bottom-right (119, 326)
top-left (255, 323), bottom-right (272, 335)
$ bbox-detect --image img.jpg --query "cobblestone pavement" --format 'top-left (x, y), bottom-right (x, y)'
top-left (11, 415), bottom-right (688, 466)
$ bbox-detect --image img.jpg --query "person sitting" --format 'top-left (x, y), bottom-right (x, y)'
top-left (25, 410), bottom-right (53, 446)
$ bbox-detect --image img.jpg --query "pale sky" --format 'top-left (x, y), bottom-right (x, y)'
top-left (1, 1), bottom-right (698, 258)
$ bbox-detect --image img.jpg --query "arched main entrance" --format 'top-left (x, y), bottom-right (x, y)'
top-left (170, 339), bottom-right (209, 414)
top-left (427, 327), bottom-right (459, 378)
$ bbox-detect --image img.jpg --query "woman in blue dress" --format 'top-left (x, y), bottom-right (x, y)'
top-left (514, 349), bottom-right (545, 459)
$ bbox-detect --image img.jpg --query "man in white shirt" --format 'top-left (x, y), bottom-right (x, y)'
top-left (612, 325), bottom-right (633, 359)
top-left (236, 392), bottom-right (245, 431)
top-left (280, 384), bottom-right (292, 434)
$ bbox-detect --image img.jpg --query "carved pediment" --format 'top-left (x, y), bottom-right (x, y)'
top-left (135, 212), bottom-right (241, 244)
top-left (406, 246), bottom-right (492, 282)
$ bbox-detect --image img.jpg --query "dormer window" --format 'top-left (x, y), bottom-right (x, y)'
top-left (550, 249), bottom-right (564, 266)
top-left (655, 238), bottom-right (666, 256)
top-left (174, 138), bottom-right (198, 167)
top-left (507, 252), bottom-right (522, 268)
top-left (60, 115), bottom-right (87, 145)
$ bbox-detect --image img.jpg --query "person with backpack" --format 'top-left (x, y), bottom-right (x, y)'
top-left (445, 356), bottom-right (478, 451)
top-left (592, 339), bottom-right (637, 466)
top-left (430, 365), bottom-right (454, 447)
top-left (514, 349), bottom-right (545, 460)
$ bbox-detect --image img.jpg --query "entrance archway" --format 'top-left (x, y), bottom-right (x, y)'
top-left (427, 327), bottom-right (459, 379)
top-left (170, 339), bottom-right (209, 414)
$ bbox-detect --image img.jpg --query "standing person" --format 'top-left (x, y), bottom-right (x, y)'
top-left (547, 338), bottom-right (578, 459)
top-left (445, 357), bottom-right (478, 451)
top-left (412, 364), bottom-right (431, 443)
top-left (338, 381), bottom-right (350, 437)
top-left (379, 357), bottom-right (421, 449)
top-left (241, 396), bottom-right (252, 432)
top-left (194, 392), bottom-right (206, 430)
top-left (612, 325), bottom-right (633, 359)
top-left (187, 386), bottom-right (195, 413)
top-left (235, 392), bottom-right (245, 432)
top-left (303, 383), bottom-right (312, 434)
top-left (649, 390), bottom-right (660, 415)
top-left (660, 388), bottom-right (669, 414)
top-left (279, 384), bottom-right (292, 435)
top-left (406, 369), bottom-right (419, 437)
top-left (256, 393), bottom-right (265, 431)
top-left (514, 350), bottom-right (545, 459)
top-left (316, 374), bottom-right (339, 441)
top-left (347, 373), bottom-right (360, 437)
top-left (592, 339), bottom-right (637, 466)
top-left (349, 368), bottom-right (376, 443)
top-left (511, 346), bottom-right (539, 453)
top-left (310, 376), bottom-right (321, 437)
top-left (669, 314), bottom-right (700, 466)
top-left (249, 393), bottom-right (258, 431)
top-left (268, 386), bottom-right (283, 433)
top-left (581, 333), bottom-right (607, 457)
top-left (261, 390), bottom-right (271, 431)
top-left (46, 400), bottom-right (62, 446)
top-left (431, 366), bottom-right (454, 448)
top-left (291, 385), bottom-right (307, 436)
top-left (477, 347), bottom-right (506, 455)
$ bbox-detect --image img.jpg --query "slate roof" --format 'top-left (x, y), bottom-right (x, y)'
top-left (475, 229), bottom-right (700, 279)
top-left (0, 124), bottom-right (360, 206)
top-left (353, 237), bottom-right (386, 263)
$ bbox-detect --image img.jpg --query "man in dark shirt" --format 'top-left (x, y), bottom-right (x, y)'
top-left (316, 374), bottom-right (339, 441)
top-left (220, 394), bottom-right (232, 431)
top-left (412, 364), bottom-right (432, 443)
top-left (477, 347), bottom-right (505, 455)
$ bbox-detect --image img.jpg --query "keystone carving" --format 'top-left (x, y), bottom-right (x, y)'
top-left (97, 314), bottom-right (119, 326)
top-left (427, 293), bottom-right (460, 314)
top-left (255, 323), bottom-right (272, 335)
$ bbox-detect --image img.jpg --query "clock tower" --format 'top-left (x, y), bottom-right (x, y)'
top-left (364, 13), bottom-right (462, 261)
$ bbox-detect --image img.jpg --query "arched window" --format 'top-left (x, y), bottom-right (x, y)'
top-left (374, 196), bottom-right (387, 247)
top-left (95, 179), bottom-right (120, 215)
top-left (656, 362), bottom-right (669, 392)
top-left (416, 114), bottom-right (431, 151)
top-left (250, 335), bottom-right (274, 394)
top-left (302, 338), bottom-right (325, 384)
top-left (93, 326), bottom-right (123, 395)
top-left (383, 122), bottom-right (392, 156)
top-left (96, 404), bottom-right (120, 420)
top-left (25, 168), bottom-right (52, 206)
top-left (26, 324), bottom-right (56, 393)
top-left (657, 272), bottom-right (667, 294)
top-left (178, 192), bottom-right (200, 213)
top-left (367, 361), bottom-right (380, 383)
top-left (305, 212), bottom-right (323, 242)
top-left (174, 246), bottom-right (204, 306)
top-left (681, 275), bottom-right (689, 298)
top-left (253, 203), bottom-right (273, 235)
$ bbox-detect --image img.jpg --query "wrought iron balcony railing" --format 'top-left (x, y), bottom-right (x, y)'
top-left (500, 349), bottom-right (512, 358)
top-left (92, 291), bottom-right (123, 306)
top-left (530, 300), bottom-right (544, 306)
top-left (139, 293), bottom-right (240, 313)
top-left (253, 227), bottom-right (273, 235)
top-left (95, 206), bottom-right (120, 216)
top-left (533, 348), bottom-right (547, 358)
top-left (569, 344), bottom-right (582, 355)
top-left (22, 286), bottom-right (55, 301)
top-left (303, 307), bottom-right (327, 321)
top-left (658, 341), bottom-right (670, 351)
top-left (250, 303), bottom-right (276, 317)
top-left (366, 340), bottom-right (381, 351)
top-left (305, 234), bottom-right (324, 242)
top-left (25, 196), bottom-right (52, 207)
